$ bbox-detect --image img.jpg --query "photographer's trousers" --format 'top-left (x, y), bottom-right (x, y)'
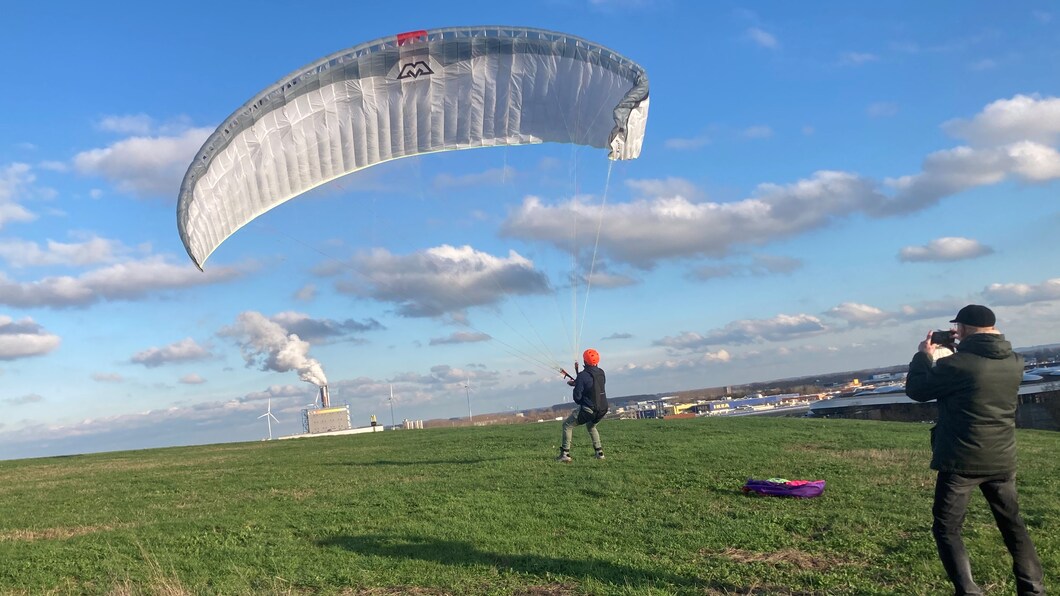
top-left (932, 472), bottom-right (1044, 596)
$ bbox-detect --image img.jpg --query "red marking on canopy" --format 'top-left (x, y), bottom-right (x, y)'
top-left (396, 30), bottom-right (428, 46)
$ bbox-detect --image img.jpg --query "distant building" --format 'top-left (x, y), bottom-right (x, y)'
top-left (303, 405), bottom-right (352, 434)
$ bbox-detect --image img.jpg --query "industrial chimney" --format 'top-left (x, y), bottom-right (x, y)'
top-left (319, 385), bottom-right (330, 408)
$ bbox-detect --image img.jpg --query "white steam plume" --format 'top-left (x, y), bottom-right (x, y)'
top-left (225, 311), bottom-right (328, 386)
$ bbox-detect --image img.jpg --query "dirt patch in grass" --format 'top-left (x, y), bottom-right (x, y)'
top-left (791, 443), bottom-right (916, 462)
top-left (341, 585), bottom-right (453, 589)
top-left (340, 586), bottom-right (576, 596)
top-left (100, 542), bottom-right (195, 596)
top-left (89, 456), bottom-right (235, 473)
top-left (702, 585), bottom-right (822, 596)
top-left (0, 523), bottom-right (129, 542)
top-left (510, 585), bottom-right (578, 596)
top-left (0, 455), bottom-right (237, 486)
top-left (107, 578), bottom-right (191, 596)
top-left (705, 547), bottom-right (857, 572)
top-left (790, 444), bottom-right (934, 488)
top-left (828, 448), bottom-right (918, 465)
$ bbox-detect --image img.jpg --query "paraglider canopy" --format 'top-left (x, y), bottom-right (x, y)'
top-left (177, 25), bottom-right (650, 269)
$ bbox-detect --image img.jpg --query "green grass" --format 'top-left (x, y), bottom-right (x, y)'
top-left (0, 417), bottom-right (1056, 595)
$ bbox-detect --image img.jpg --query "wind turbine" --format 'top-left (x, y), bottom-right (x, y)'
top-left (464, 377), bottom-right (473, 424)
top-left (388, 384), bottom-right (396, 429)
top-left (258, 398), bottom-right (279, 440)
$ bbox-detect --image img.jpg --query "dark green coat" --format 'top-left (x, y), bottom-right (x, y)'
top-left (904, 333), bottom-right (1023, 475)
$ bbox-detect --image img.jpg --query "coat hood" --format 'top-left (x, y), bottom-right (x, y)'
top-left (956, 333), bottom-right (1013, 360)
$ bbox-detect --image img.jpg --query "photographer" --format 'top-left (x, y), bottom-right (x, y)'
top-left (905, 305), bottom-right (1044, 595)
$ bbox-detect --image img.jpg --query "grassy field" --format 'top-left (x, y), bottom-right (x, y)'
top-left (0, 417), bottom-right (1056, 595)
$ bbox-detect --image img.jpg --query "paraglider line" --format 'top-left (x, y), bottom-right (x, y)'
top-left (577, 159), bottom-right (614, 349)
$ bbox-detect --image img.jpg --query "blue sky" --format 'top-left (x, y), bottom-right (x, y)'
top-left (2, 1), bottom-right (1059, 460)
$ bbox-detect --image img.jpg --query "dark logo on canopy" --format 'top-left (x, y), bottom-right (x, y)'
top-left (397, 61), bottom-right (434, 80)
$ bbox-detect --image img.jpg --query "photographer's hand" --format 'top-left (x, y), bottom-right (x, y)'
top-left (918, 330), bottom-right (935, 354)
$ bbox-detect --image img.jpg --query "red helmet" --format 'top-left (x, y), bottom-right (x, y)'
top-left (582, 348), bottom-right (600, 366)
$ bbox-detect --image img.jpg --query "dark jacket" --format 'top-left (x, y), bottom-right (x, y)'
top-left (905, 333), bottom-right (1023, 475)
top-left (572, 365), bottom-right (608, 421)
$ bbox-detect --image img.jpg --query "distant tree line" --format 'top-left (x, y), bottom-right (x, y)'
top-left (1017, 347), bottom-right (1060, 365)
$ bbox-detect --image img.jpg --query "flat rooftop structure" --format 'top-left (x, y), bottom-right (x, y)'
top-left (279, 425), bottom-right (384, 440)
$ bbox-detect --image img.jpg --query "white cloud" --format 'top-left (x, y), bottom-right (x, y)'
top-left (751, 254), bottom-right (802, 274)
top-left (746, 27), bottom-right (779, 49)
top-left (269, 311), bottom-right (383, 344)
top-left (655, 313), bottom-right (828, 350)
top-left (179, 374), bottom-right (206, 385)
top-left (504, 171), bottom-right (882, 268)
top-left (0, 396), bottom-right (275, 458)
top-left (983, 278), bottom-right (1060, 306)
top-left (0, 203), bottom-right (35, 231)
top-left (2, 394), bottom-right (43, 406)
top-left (811, 96), bottom-right (1060, 221)
top-left (0, 163), bottom-right (39, 230)
top-left (883, 142), bottom-right (1060, 215)
top-left (687, 264), bottom-right (737, 281)
top-left (582, 270), bottom-right (638, 289)
top-left (0, 315), bottom-right (61, 360)
top-left (243, 384), bottom-right (314, 402)
top-left (615, 350), bottom-right (732, 375)
top-left (942, 94), bottom-right (1060, 147)
top-left (689, 255), bottom-right (802, 281)
top-left (0, 235), bottom-right (125, 268)
top-left (388, 364), bottom-right (501, 393)
top-left (567, 258), bottom-right (638, 289)
top-left (288, 366), bottom-right (506, 414)
top-left (826, 302), bottom-right (890, 326)
top-left (334, 245), bottom-right (551, 317)
top-left (92, 372), bottom-right (124, 383)
top-left (130, 338), bottom-right (212, 368)
top-left (0, 163), bottom-right (35, 203)
top-left (96, 114), bottom-right (156, 135)
top-left (429, 331), bottom-right (492, 346)
top-left (509, 99), bottom-right (1060, 267)
top-left (893, 301), bottom-right (968, 324)
top-left (73, 127), bottom-right (212, 199)
top-left (899, 237), bottom-right (994, 262)
top-left (0, 256), bottom-right (245, 308)
top-left (1005, 141), bottom-right (1060, 180)
top-left (294, 284), bottom-right (317, 302)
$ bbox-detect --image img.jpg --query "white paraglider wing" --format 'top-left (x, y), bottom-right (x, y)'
top-left (177, 26), bottom-right (649, 269)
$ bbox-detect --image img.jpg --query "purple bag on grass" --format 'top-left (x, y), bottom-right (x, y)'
top-left (742, 478), bottom-right (826, 498)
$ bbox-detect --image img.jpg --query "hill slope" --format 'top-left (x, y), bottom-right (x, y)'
top-left (1, 417), bottom-right (1056, 595)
